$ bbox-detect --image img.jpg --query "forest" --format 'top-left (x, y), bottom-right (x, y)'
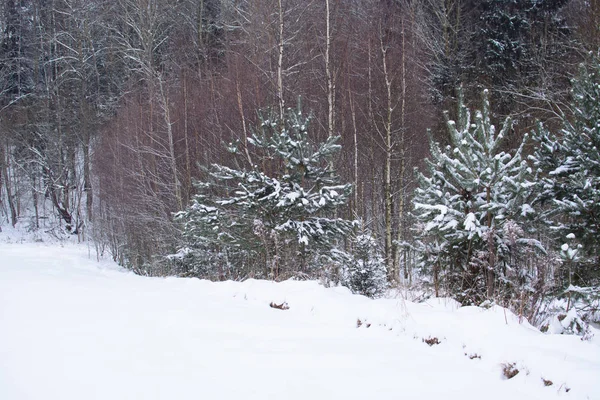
top-left (0, 0), bottom-right (599, 330)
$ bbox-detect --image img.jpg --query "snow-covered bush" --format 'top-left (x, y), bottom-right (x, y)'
top-left (538, 298), bottom-right (597, 342)
top-left (542, 309), bottom-right (593, 339)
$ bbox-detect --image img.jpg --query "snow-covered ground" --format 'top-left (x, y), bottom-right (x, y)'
top-left (1, 236), bottom-right (599, 399)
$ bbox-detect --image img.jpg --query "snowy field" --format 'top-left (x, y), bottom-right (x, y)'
top-left (1, 235), bottom-right (599, 400)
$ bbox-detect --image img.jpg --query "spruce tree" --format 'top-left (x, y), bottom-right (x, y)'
top-left (175, 102), bottom-right (355, 280)
top-left (343, 225), bottom-right (387, 298)
top-left (413, 88), bottom-right (540, 304)
top-left (531, 53), bottom-right (600, 288)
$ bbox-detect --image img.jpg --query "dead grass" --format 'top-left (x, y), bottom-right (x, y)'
top-left (422, 336), bottom-right (441, 346)
top-left (501, 363), bottom-right (519, 379)
top-left (269, 301), bottom-right (289, 310)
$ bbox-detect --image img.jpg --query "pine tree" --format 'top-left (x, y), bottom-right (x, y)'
top-left (531, 53), bottom-right (600, 288)
top-left (413, 88), bottom-right (540, 304)
top-left (343, 227), bottom-right (387, 298)
top-left (476, 0), bottom-right (571, 116)
top-left (479, 0), bottom-right (530, 85)
top-left (175, 102), bottom-right (355, 280)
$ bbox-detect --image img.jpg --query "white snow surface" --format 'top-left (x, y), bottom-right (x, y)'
top-left (1, 240), bottom-right (599, 399)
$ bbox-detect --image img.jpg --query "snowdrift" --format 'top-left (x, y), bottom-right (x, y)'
top-left (1, 240), bottom-right (598, 400)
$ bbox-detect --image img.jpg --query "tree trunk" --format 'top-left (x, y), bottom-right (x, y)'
top-left (325, 0), bottom-right (335, 138)
top-left (197, 0), bottom-right (205, 68)
top-left (349, 90), bottom-right (359, 216)
top-left (32, 174), bottom-right (39, 229)
top-left (396, 18), bottom-right (408, 281)
top-left (83, 136), bottom-right (93, 222)
top-left (277, 0), bottom-right (285, 121)
top-left (158, 76), bottom-right (183, 210)
top-left (486, 185), bottom-right (495, 299)
top-left (236, 78), bottom-right (253, 167)
top-left (380, 28), bottom-right (396, 283)
top-left (434, 261), bottom-right (440, 297)
top-left (1, 144), bottom-right (18, 227)
top-left (183, 72), bottom-right (192, 200)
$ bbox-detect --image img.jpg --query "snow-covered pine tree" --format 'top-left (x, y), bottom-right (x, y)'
top-left (413, 88), bottom-right (540, 304)
top-left (174, 101), bottom-right (355, 280)
top-left (531, 53), bottom-right (600, 288)
top-left (343, 224), bottom-right (387, 298)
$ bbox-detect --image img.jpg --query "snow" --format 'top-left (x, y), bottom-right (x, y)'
top-left (521, 203), bottom-right (535, 217)
top-left (1, 240), bottom-right (599, 400)
top-left (464, 212), bottom-right (478, 232)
